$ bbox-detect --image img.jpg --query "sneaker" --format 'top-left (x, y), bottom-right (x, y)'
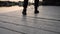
top-left (34, 10), bottom-right (39, 14)
top-left (22, 12), bottom-right (27, 15)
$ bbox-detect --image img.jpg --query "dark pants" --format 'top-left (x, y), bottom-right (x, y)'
top-left (34, 0), bottom-right (39, 11)
top-left (23, 0), bottom-right (28, 12)
top-left (22, 0), bottom-right (39, 15)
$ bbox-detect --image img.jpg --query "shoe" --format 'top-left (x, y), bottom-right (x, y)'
top-left (34, 10), bottom-right (39, 14)
top-left (22, 12), bottom-right (27, 15)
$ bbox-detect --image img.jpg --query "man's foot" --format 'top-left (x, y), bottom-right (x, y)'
top-left (34, 10), bottom-right (39, 14)
top-left (22, 12), bottom-right (27, 15)
top-left (22, 9), bottom-right (27, 15)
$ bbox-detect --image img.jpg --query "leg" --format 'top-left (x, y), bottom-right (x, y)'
top-left (34, 0), bottom-right (39, 14)
top-left (22, 0), bottom-right (28, 15)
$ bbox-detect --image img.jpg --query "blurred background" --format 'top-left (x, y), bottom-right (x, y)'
top-left (0, 0), bottom-right (60, 7)
top-left (0, 0), bottom-right (42, 7)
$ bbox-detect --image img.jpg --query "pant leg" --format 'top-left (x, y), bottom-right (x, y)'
top-left (34, 0), bottom-right (39, 11)
top-left (23, 0), bottom-right (28, 12)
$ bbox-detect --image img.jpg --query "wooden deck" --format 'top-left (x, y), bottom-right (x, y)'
top-left (0, 6), bottom-right (60, 34)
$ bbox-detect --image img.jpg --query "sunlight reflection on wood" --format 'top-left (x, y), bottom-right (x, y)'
top-left (0, 6), bottom-right (23, 13)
